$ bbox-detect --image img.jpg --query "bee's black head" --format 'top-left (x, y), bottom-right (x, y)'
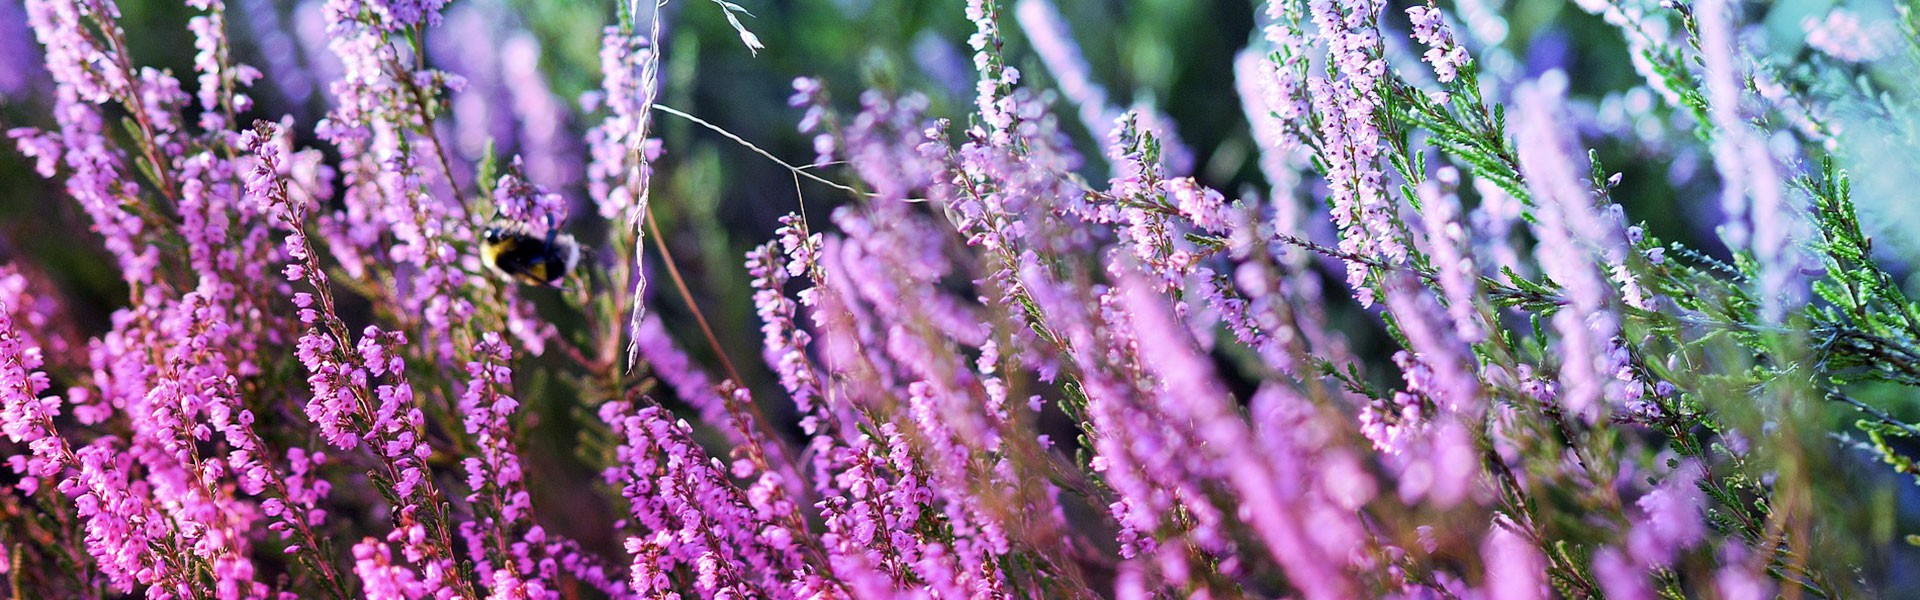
top-left (483, 227), bottom-right (503, 243)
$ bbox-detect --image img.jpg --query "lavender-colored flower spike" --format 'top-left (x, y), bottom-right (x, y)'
top-left (1014, 0), bottom-right (1111, 141)
top-left (1234, 47), bottom-right (1306, 232)
top-left (590, 12), bottom-right (663, 371)
top-left (1701, 0), bottom-right (1803, 322)
top-left (1514, 73), bottom-right (1621, 422)
top-left (966, 0), bottom-right (1019, 144)
top-left (1418, 168), bottom-right (1486, 343)
top-left (1407, 4), bottom-right (1470, 83)
top-left (1803, 8), bottom-right (1893, 63)
top-left (1483, 523), bottom-right (1546, 600)
top-left (1309, 0), bottom-right (1404, 306)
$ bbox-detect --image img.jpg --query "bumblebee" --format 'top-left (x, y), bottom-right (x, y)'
top-left (480, 219), bottom-right (581, 287)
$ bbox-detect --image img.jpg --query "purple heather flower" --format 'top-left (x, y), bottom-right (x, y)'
top-left (1803, 8), bottom-right (1894, 63)
top-left (1234, 48), bottom-right (1310, 235)
top-left (354, 539), bottom-right (430, 600)
top-left (1307, 0), bottom-right (1403, 306)
top-left (601, 400), bottom-right (813, 598)
top-left (1514, 75), bottom-right (1625, 422)
top-left (1701, 0), bottom-right (1804, 322)
top-left (1417, 169), bottom-right (1485, 343)
top-left (585, 19), bottom-right (666, 370)
top-left (1407, 4), bottom-right (1470, 83)
top-left (0, 298), bottom-right (67, 499)
top-left (1117, 269), bottom-right (1363, 600)
top-left (966, 0), bottom-right (1023, 145)
top-left (1483, 524), bottom-right (1545, 600)
top-left (1013, 0), bottom-right (1111, 141)
top-left (1627, 461), bottom-right (1706, 566)
top-left (455, 333), bottom-right (554, 597)
top-left (1384, 278), bottom-right (1481, 417)
top-left (1593, 546), bottom-right (1655, 600)
top-left (0, 0), bottom-right (1872, 597)
top-left (1714, 544), bottom-right (1774, 600)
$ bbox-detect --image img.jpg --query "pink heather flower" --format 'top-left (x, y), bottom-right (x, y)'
top-left (1309, 0), bottom-right (1403, 306)
top-left (1592, 547), bottom-right (1654, 600)
top-left (252, 120), bottom-right (475, 599)
top-left (1407, 4), bottom-right (1470, 83)
top-left (842, 91), bottom-right (946, 202)
top-left (1714, 544), bottom-right (1773, 600)
top-left (1803, 8), bottom-right (1894, 63)
top-left (1384, 277), bottom-right (1481, 417)
top-left (1246, 13), bottom-right (1311, 128)
top-left (1233, 48), bottom-right (1307, 230)
top-left (65, 440), bottom-right (186, 593)
top-left (1418, 169), bottom-right (1486, 343)
top-left (634, 314), bottom-right (805, 503)
top-left (634, 315), bottom-right (741, 441)
top-left (1360, 389), bottom-right (1425, 454)
top-left (1099, 115), bottom-right (1220, 294)
top-left (1482, 525), bottom-right (1545, 600)
top-left (748, 233), bottom-right (825, 421)
top-left (1247, 0), bottom-right (1316, 232)
top-left (1514, 75), bottom-right (1623, 422)
top-left (317, 0), bottom-right (481, 368)
top-left (1627, 461), bottom-right (1706, 566)
top-left (965, 0), bottom-right (1037, 149)
top-left (587, 24), bottom-right (658, 223)
top-left (1582, 462), bottom-right (1711, 600)
top-left (0, 0), bottom-right (1877, 596)
top-left (363, 0), bottom-right (446, 30)
top-left (0, 298), bottom-right (69, 502)
top-left (586, 17), bottom-right (666, 370)
top-left (0, 268), bottom-right (76, 372)
top-left (186, 0), bottom-right (258, 124)
top-left (1702, 0), bottom-right (1803, 322)
top-left (354, 539), bottom-right (430, 600)
top-left (1168, 178), bottom-right (1231, 234)
top-left (830, 203), bottom-right (1010, 480)
top-left (1118, 269), bottom-right (1360, 600)
top-left (454, 333), bottom-right (554, 597)
top-left (23, 0), bottom-right (124, 104)
top-left (13, 3), bottom-right (155, 285)
top-left (552, 538), bottom-right (634, 599)
top-left (784, 217), bottom-right (1028, 591)
top-left (599, 401), bottom-right (810, 597)
top-left (1014, 0), bottom-right (1111, 141)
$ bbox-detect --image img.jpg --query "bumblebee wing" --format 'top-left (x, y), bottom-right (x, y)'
top-left (559, 236), bottom-right (581, 274)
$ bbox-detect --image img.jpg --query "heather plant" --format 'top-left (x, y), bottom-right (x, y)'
top-left (3, 0), bottom-right (1920, 598)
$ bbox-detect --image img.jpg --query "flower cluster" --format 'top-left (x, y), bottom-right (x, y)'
top-left (1803, 7), bottom-right (1894, 63)
top-left (1407, 4), bottom-right (1469, 83)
